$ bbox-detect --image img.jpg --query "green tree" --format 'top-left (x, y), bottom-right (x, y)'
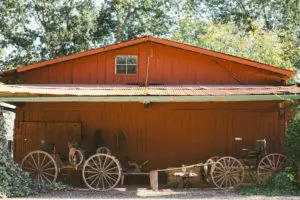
top-left (172, 19), bottom-right (295, 70)
top-left (0, 0), bottom-right (97, 70)
top-left (93, 0), bottom-right (179, 44)
top-left (187, 0), bottom-right (300, 68)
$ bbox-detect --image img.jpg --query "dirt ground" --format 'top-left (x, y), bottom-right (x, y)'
top-left (10, 187), bottom-right (300, 200)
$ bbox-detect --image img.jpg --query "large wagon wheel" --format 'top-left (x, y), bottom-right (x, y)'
top-left (21, 150), bottom-right (58, 185)
top-left (82, 153), bottom-right (122, 191)
top-left (257, 153), bottom-right (286, 184)
top-left (211, 156), bottom-right (244, 189)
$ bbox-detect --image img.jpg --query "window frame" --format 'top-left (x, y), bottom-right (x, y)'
top-left (115, 55), bottom-right (138, 75)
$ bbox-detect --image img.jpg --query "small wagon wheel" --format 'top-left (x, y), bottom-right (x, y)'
top-left (211, 156), bottom-right (244, 189)
top-left (82, 153), bottom-right (121, 191)
top-left (257, 153), bottom-right (286, 184)
top-left (96, 146), bottom-right (111, 155)
top-left (69, 148), bottom-right (84, 169)
top-left (21, 150), bottom-right (58, 185)
top-left (204, 156), bottom-right (220, 182)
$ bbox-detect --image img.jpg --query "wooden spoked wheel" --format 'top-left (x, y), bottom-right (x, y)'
top-left (96, 146), bottom-right (111, 155)
top-left (257, 153), bottom-right (286, 184)
top-left (21, 150), bottom-right (58, 185)
top-left (204, 156), bottom-right (220, 182)
top-left (82, 153), bottom-right (121, 191)
top-left (211, 156), bottom-right (244, 189)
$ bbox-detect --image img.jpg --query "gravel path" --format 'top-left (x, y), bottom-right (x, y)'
top-left (10, 187), bottom-right (300, 200)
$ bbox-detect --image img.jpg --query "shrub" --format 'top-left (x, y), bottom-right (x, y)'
top-left (285, 119), bottom-right (300, 165)
top-left (0, 110), bottom-right (71, 197)
top-left (240, 167), bottom-right (299, 196)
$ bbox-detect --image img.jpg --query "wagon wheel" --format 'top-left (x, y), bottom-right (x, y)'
top-left (96, 146), bottom-right (111, 155)
top-left (211, 156), bottom-right (244, 189)
top-left (21, 150), bottom-right (58, 185)
top-left (82, 153), bottom-right (122, 191)
top-left (257, 153), bottom-right (286, 184)
top-left (69, 148), bottom-right (84, 169)
top-left (204, 156), bottom-right (220, 183)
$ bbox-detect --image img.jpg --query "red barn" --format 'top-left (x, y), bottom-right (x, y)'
top-left (1, 36), bottom-right (299, 170)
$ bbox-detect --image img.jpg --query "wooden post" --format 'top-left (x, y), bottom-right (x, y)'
top-left (150, 170), bottom-right (158, 191)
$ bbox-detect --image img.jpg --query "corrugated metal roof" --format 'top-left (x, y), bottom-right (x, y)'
top-left (0, 84), bottom-right (299, 97)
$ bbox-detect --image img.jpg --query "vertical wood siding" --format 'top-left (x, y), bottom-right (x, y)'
top-left (14, 101), bottom-right (283, 169)
top-left (18, 42), bottom-right (284, 85)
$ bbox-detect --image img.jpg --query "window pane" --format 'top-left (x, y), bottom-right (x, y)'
top-left (127, 56), bottom-right (137, 64)
top-left (116, 65), bottom-right (126, 74)
top-left (116, 56), bottom-right (126, 64)
top-left (127, 65), bottom-right (137, 74)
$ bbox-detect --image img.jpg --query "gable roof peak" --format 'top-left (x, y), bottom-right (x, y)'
top-left (4, 36), bottom-right (295, 78)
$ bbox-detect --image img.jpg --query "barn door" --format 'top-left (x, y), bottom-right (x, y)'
top-left (231, 111), bottom-right (279, 157)
top-left (20, 122), bottom-right (81, 159)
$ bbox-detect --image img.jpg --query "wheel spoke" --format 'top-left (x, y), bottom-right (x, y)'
top-left (40, 154), bottom-right (47, 168)
top-left (42, 171), bottom-right (55, 177)
top-left (103, 155), bottom-right (108, 169)
top-left (41, 159), bottom-right (53, 170)
top-left (86, 173), bottom-right (99, 180)
top-left (86, 163), bottom-right (98, 171)
top-left (92, 159), bottom-right (100, 170)
top-left (107, 172), bottom-right (119, 175)
top-left (90, 175), bottom-right (100, 186)
top-left (23, 166), bottom-right (36, 172)
top-left (85, 170), bottom-right (98, 174)
top-left (266, 156), bottom-right (274, 169)
top-left (106, 174), bottom-right (118, 182)
top-left (106, 166), bottom-right (118, 172)
top-left (104, 159), bottom-right (115, 170)
top-left (97, 156), bottom-right (102, 169)
top-left (213, 165), bottom-right (225, 172)
top-left (41, 173), bottom-right (52, 184)
top-left (103, 175), bottom-right (112, 188)
top-left (30, 154), bottom-right (39, 169)
top-left (43, 167), bottom-right (56, 171)
top-left (212, 173), bottom-right (225, 179)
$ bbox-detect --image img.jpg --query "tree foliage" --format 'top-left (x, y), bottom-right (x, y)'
top-left (0, 0), bottom-right (96, 70)
top-left (172, 19), bottom-right (294, 70)
top-left (187, 0), bottom-right (300, 68)
top-left (0, 0), bottom-right (299, 70)
top-left (93, 0), bottom-right (178, 44)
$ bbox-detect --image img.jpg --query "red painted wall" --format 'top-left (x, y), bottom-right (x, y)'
top-left (18, 42), bottom-right (284, 85)
top-left (14, 101), bottom-right (285, 169)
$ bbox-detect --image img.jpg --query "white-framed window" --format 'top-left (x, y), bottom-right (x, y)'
top-left (115, 55), bottom-right (137, 74)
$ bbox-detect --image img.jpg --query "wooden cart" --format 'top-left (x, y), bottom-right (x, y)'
top-left (207, 139), bottom-right (286, 189)
top-left (21, 146), bottom-right (122, 191)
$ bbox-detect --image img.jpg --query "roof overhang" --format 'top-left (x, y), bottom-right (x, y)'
top-left (0, 94), bottom-right (300, 103)
top-left (1, 84), bottom-right (300, 103)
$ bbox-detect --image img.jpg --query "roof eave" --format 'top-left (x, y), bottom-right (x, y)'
top-left (0, 94), bottom-right (299, 103)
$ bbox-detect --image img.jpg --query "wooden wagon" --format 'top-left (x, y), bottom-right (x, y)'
top-left (21, 146), bottom-right (123, 191)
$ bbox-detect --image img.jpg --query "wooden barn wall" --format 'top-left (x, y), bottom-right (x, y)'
top-left (14, 101), bottom-right (284, 169)
top-left (18, 42), bottom-right (283, 85)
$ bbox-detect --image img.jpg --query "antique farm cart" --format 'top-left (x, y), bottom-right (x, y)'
top-left (21, 146), bottom-right (123, 191)
top-left (150, 139), bottom-right (287, 190)
top-left (206, 139), bottom-right (286, 189)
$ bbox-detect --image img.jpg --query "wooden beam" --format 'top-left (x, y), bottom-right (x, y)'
top-left (0, 94), bottom-right (300, 102)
